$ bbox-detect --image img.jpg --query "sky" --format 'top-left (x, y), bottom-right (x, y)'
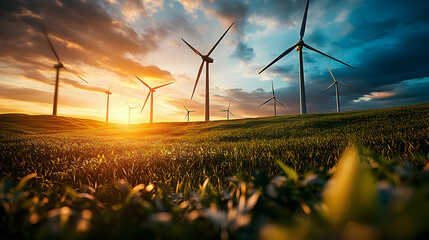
top-left (0, 0), bottom-right (428, 124)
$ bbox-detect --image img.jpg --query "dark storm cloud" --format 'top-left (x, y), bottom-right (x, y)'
top-left (284, 30), bottom-right (429, 113)
top-left (198, 0), bottom-right (429, 112)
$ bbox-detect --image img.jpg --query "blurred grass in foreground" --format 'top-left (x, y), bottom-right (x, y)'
top-left (1, 146), bottom-right (428, 240)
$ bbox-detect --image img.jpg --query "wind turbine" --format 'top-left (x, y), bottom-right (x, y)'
top-left (221, 100), bottom-right (235, 120)
top-left (105, 82), bottom-right (113, 123)
top-left (126, 102), bottom-right (137, 125)
top-left (258, 0), bottom-right (354, 114)
top-left (259, 81), bottom-right (287, 116)
top-left (135, 75), bottom-right (173, 123)
top-left (181, 22), bottom-right (234, 122)
top-left (41, 25), bottom-right (88, 116)
top-left (320, 63), bottom-right (353, 112)
top-left (184, 106), bottom-right (195, 122)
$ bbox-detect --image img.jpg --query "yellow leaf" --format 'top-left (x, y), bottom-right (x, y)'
top-left (323, 146), bottom-right (377, 226)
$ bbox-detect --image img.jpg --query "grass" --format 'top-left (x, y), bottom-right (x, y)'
top-left (1, 103), bottom-right (428, 239)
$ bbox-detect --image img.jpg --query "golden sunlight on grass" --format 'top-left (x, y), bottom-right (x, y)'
top-left (323, 146), bottom-right (377, 226)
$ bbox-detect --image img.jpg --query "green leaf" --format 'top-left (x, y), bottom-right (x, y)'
top-left (15, 173), bottom-right (37, 192)
top-left (276, 160), bottom-right (298, 182)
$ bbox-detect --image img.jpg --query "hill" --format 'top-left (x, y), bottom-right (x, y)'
top-left (1, 103), bottom-right (428, 240)
top-left (1, 103), bottom-right (428, 138)
top-left (0, 114), bottom-right (108, 134)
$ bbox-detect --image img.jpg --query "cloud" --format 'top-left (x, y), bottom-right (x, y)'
top-left (248, 0), bottom-right (429, 113)
top-left (0, 0), bottom-right (176, 88)
top-left (1, 0), bottom-right (428, 120)
top-left (231, 41), bottom-right (255, 63)
top-left (0, 83), bottom-right (84, 107)
top-left (174, 0), bottom-right (202, 15)
top-left (353, 92), bottom-right (396, 103)
top-left (176, 0), bottom-right (253, 62)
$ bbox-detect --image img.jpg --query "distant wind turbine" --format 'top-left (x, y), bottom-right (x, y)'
top-left (126, 102), bottom-right (137, 125)
top-left (258, 0), bottom-right (354, 114)
top-left (41, 25), bottom-right (88, 116)
top-left (221, 100), bottom-right (235, 120)
top-left (184, 106), bottom-right (195, 122)
top-left (259, 81), bottom-right (287, 116)
top-left (320, 63), bottom-right (353, 112)
top-left (105, 82), bottom-right (113, 123)
top-left (181, 22), bottom-right (234, 122)
top-left (135, 75), bottom-right (173, 123)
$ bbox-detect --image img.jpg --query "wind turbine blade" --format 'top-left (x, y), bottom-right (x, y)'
top-left (207, 22), bottom-right (234, 56)
top-left (229, 111), bottom-right (235, 117)
top-left (140, 92), bottom-right (151, 113)
top-left (259, 44), bottom-right (297, 74)
top-left (189, 111), bottom-right (196, 112)
top-left (325, 63), bottom-right (337, 82)
top-left (63, 66), bottom-right (88, 84)
top-left (184, 106), bottom-right (189, 111)
top-left (126, 102), bottom-right (130, 108)
top-left (304, 43), bottom-right (355, 69)
top-left (154, 82), bottom-right (173, 89)
top-left (271, 81), bottom-right (275, 97)
top-left (320, 83), bottom-right (335, 94)
top-left (108, 80), bottom-right (114, 91)
top-left (275, 98), bottom-right (287, 109)
top-left (191, 60), bottom-right (204, 99)
top-left (300, 0), bottom-right (310, 39)
top-left (228, 100), bottom-right (231, 111)
top-left (41, 25), bottom-right (61, 63)
top-left (181, 38), bottom-right (202, 57)
top-left (258, 97), bottom-right (274, 107)
top-left (135, 75), bottom-right (151, 89)
top-left (338, 82), bottom-right (354, 86)
top-left (185, 113), bottom-right (189, 120)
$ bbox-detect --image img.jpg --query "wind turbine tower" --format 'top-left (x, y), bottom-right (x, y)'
top-left (135, 75), bottom-right (173, 123)
top-left (182, 22), bottom-right (234, 121)
top-left (41, 25), bottom-right (88, 116)
top-left (184, 106), bottom-right (195, 122)
top-left (126, 102), bottom-right (137, 125)
top-left (320, 63), bottom-right (353, 112)
top-left (258, 0), bottom-right (354, 114)
top-left (221, 100), bottom-right (235, 120)
top-left (105, 82), bottom-right (113, 123)
top-left (259, 81), bottom-right (287, 116)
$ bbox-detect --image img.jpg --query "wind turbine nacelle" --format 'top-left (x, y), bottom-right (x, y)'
top-left (296, 40), bottom-right (304, 51)
top-left (202, 56), bottom-right (214, 63)
top-left (54, 63), bottom-right (63, 69)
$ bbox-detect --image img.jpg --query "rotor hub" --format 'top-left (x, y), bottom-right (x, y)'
top-left (54, 63), bottom-right (63, 69)
top-left (202, 55), bottom-right (214, 63)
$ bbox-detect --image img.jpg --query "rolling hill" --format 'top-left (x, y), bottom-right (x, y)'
top-left (1, 103), bottom-right (428, 138)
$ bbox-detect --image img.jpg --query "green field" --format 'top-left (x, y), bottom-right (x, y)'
top-left (1, 103), bottom-right (428, 240)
